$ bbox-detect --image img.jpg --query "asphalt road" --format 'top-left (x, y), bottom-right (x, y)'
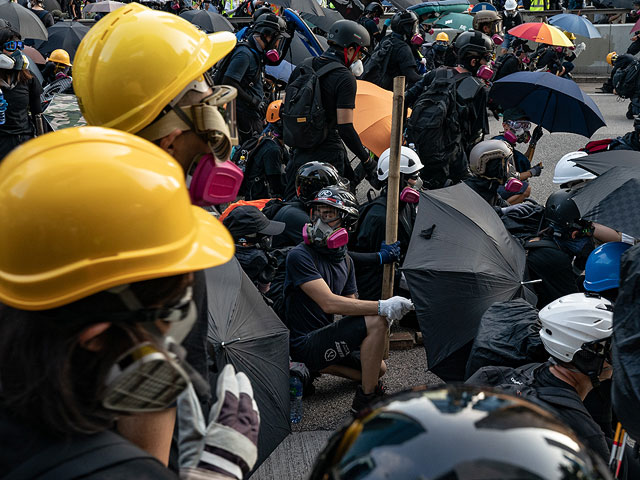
top-left (251, 88), bottom-right (633, 480)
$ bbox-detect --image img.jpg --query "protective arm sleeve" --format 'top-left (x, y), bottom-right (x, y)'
top-left (403, 67), bottom-right (423, 87)
top-left (348, 250), bottom-right (382, 266)
top-left (337, 122), bottom-right (369, 163)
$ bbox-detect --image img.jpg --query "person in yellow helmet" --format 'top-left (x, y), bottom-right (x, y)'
top-left (421, 31), bottom-right (449, 71)
top-left (0, 127), bottom-right (261, 480)
top-left (41, 48), bottom-right (72, 87)
top-left (597, 51), bottom-right (621, 93)
top-left (73, 3), bottom-right (243, 207)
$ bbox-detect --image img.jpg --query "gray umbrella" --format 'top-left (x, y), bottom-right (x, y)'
top-left (179, 9), bottom-right (233, 33)
top-left (0, 0), bottom-right (48, 40)
top-left (43, 0), bottom-right (61, 12)
top-left (402, 183), bottom-right (533, 371)
top-left (301, 7), bottom-right (343, 32)
top-left (84, 1), bottom-right (125, 13)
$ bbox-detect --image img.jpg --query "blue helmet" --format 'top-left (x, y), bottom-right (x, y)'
top-left (584, 241), bottom-right (632, 292)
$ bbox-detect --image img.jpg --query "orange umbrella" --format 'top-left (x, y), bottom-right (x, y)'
top-left (508, 22), bottom-right (573, 47)
top-left (354, 80), bottom-right (396, 158)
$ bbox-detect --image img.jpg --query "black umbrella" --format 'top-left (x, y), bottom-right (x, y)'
top-left (402, 183), bottom-right (533, 371)
top-left (34, 21), bottom-right (89, 61)
top-left (282, 30), bottom-right (327, 66)
top-left (179, 9), bottom-right (233, 33)
top-left (0, 0), bottom-right (48, 40)
top-left (271, 0), bottom-right (325, 15)
top-left (329, 0), bottom-right (363, 20)
top-left (570, 167), bottom-right (640, 239)
top-left (43, 0), bottom-right (62, 12)
top-left (573, 150), bottom-right (640, 177)
top-left (301, 7), bottom-right (343, 33)
top-left (205, 258), bottom-right (290, 470)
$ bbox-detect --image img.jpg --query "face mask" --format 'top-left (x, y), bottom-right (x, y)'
top-left (373, 16), bottom-right (380, 24)
top-left (555, 46), bottom-right (564, 53)
top-left (476, 64), bottom-right (494, 81)
top-left (434, 43), bottom-right (447, 53)
top-left (504, 177), bottom-right (524, 193)
top-left (9, 50), bottom-right (24, 71)
top-left (302, 218), bottom-right (349, 249)
top-left (492, 34), bottom-right (504, 46)
top-left (187, 154), bottom-right (244, 206)
top-left (265, 49), bottom-right (280, 63)
top-left (350, 59), bottom-right (364, 77)
top-left (522, 55), bottom-right (531, 64)
top-left (506, 9), bottom-right (516, 16)
top-left (411, 33), bottom-right (424, 46)
top-left (400, 186), bottom-right (420, 203)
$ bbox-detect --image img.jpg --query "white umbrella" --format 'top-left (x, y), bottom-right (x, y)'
top-left (84, 1), bottom-right (125, 12)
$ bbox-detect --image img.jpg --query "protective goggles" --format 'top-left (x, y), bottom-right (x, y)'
top-left (3, 41), bottom-right (23, 52)
top-left (435, 41), bottom-right (448, 47)
top-left (506, 120), bottom-right (531, 131)
top-left (311, 206), bottom-right (342, 225)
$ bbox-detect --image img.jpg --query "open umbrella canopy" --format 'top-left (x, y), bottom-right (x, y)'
top-left (402, 183), bottom-right (532, 370)
top-left (490, 71), bottom-right (605, 137)
top-left (179, 9), bottom-right (233, 33)
top-left (23, 45), bottom-right (45, 64)
top-left (574, 150), bottom-right (640, 176)
top-left (508, 22), bottom-right (573, 47)
top-left (205, 258), bottom-right (290, 470)
top-left (301, 7), bottom-right (343, 33)
top-left (434, 11), bottom-right (473, 30)
top-left (271, 0), bottom-right (325, 16)
top-left (548, 13), bottom-right (601, 39)
top-left (354, 80), bottom-right (396, 157)
top-left (408, 0), bottom-right (470, 17)
top-left (0, 0), bottom-right (47, 40)
top-left (34, 21), bottom-right (89, 61)
top-left (570, 167), bottom-right (640, 239)
top-left (84, 0), bottom-right (126, 13)
top-left (43, 0), bottom-right (61, 11)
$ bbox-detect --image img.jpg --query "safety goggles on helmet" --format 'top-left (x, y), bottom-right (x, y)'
top-left (303, 205), bottom-right (350, 249)
top-left (3, 41), bottom-right (23, 52)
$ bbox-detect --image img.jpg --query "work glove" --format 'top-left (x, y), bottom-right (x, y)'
top-left (501, 202), bottom-right (536, 216)
top-left (178, 364), bottom-right (259, 480)
top-left (378, 296), bottom-right (414, 321)
top-left (531, 125), bottom-right (544, 145)
top-left (378, 241), bottom-right (401, 264)
top-left (529, 163), bottom-right (543, 177)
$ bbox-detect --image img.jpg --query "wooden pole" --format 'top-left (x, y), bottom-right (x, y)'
top-left (381, 76), bottom-right (405, 359)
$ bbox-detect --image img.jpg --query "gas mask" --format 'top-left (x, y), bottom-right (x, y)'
top-left (260, 33), bottom-right (287, 66)
top-left (476, 64), bottom-right (495, 81)
top-left (399, 174), bottom-right (423, 204)
top-left (522, 55), bottom-right (531, 64)
top-left (350, 59), bottom-right (364, 77)
top-left (302, 218), bottom-right (349, 249)
top-left (373, 16), bottom-right (380, 24)
top-left (506, 120), bottom-right (531, 144)
top-left (503, 157), bottom-right (523, 192)
top-left (410, 32), bottom-right (424, 46)
top-left (491, 34), bottom-right (504, 46)
top-left (187, 153), bottom-right (243, 206)
top-left (555, 46), bottom-right (564, 54)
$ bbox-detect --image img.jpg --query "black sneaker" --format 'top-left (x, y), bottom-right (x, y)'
top-left (351, 384), bottom-right (385, 416)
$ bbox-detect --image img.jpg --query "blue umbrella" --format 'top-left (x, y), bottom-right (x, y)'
top-left (471, 2), bottom-right (497, 12)
top-left (489, 71), bottom-right (606, 138)
top-left (548, 13), bottom-right (601, 39)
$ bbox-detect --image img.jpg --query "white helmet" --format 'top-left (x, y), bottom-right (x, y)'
top-left (539, 293), bottom-right (613, 369)
top-left (552, 151), bottom-right (595, 185)
top-left (377, 146), bottom-right (423, 181)
top-left (504, 0), bottom-right (518, 10)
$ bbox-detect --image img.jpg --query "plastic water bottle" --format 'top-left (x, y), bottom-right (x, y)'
top-left (289, 375), bottom-right (303, 424)
top-left (0, 90), bottom-right (6, 126)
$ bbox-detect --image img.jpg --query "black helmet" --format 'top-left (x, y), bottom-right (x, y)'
top-left (545, 189), bottom-right (583, 230)
top-left (364, 1), bottom-right (383, 15)
top-left (455, 30), bottom-right (492, 59)
top-left (310, 385), bottom-right (611, 480)
top-left (252, 5), bottom-right (273, 21)
top-left (390, 10), bottom-right (418, 37)
top-left (327, 20), bottom-right (370, 48)
top-left (308, 185), bottom-right (359, 233)
top-left (295, 162), bottom-right (345, 204)
top-left (253, 13), bottom-right (285, 37)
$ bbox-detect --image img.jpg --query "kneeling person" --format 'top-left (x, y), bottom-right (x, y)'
top-left (284, 185), bottom-right (413, 413)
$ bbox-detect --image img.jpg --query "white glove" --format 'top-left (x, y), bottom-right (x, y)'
top-left (378, 296), bottom-right (414, 321)
top-left (178, 364), bottom-right (259, 480)
top-left (574, 42), bottom-right (586, 57)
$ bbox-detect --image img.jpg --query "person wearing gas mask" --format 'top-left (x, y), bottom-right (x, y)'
top-left (0, 28), bottom-right (43, 161)
top-left (492, 109), bottom-right (543, 205)
top-left (357, 2), bottom-right (384, 49)
top-left (421, 32), bottom-right (449, 72)
top-left (352, 146), bottom-right (421, 301)
top-left (284, 185), bottom-right (414, 414)
top-left (223, 205), bottom-right (285, 294)
top-left (492, 38), bottom-right (532, 82)
top-left (221, 13), bottom-right (289, 143)
top-left (472, 9), bottom-right (504, 50)
top-left (73, 5), bottom-right (245, 464)
top-left (467, 293), bottom-right (615, 464)
top-left (0, 127), bottom-right (260, 480)
top-left (500, 0), bottom-right (522, 54)
top-left (405, 31), bottom-right (492, 189)
top-left (282, 20), bottom-right (377, 197)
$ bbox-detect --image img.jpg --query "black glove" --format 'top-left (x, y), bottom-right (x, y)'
top-left (529, 163), bottom-right (543, 177)
top-left (531, 125), bottom-right (544, 145)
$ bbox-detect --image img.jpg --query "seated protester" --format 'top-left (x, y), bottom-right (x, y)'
top-left (584, 242), bottom-right (632, 303)
top-left (467, 293), bottom-right (614, 463)
top-left (609, 116), bottom-right (640, 151)
top-left (493, 38), bottom-right (532, 82)
top-left (357, 2), bottom-right (384, 49)
top-left (598, 51), bottom-right (635, 97)
top-left (352, 146), bottom-right (422, 300)
top-left (41, 49), bottom-right (72, 87)
top-left (492, 109), bottom-right (543, 204)
top-left (421, 32), bottom-right (449, 72)
top-left (284, 185), bottom-right (414, 413)
top-left (273, 162), bottom-right (347, 248)
top-left (525, 190), bottom-right (596, 309)
top-left (222, 205), bottom-right (285, 293)
top-left (237, 99), bottom-right (288, 200)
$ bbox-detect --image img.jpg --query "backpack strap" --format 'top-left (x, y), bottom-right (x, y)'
top-left (5, 430), bottom-right (157, 480)
top-left (314, 59), bottom-right (344, 78)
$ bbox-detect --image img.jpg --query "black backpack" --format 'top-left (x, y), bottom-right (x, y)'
top-left (281, 58), bottom-right (342, 149)
top-left (613, 59), bottom-right (640, 99)
top-left (360, 35), bottom-right (393, 88)
top-left (231, 133), bottom-right (276, 199)
top-left (405, 68), bottom-right (470, 187)
top-left (212, 42), bottom-right (261, 88)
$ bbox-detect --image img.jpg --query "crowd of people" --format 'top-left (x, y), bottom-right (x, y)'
top-left (3, 0), bottom-right (640, 478)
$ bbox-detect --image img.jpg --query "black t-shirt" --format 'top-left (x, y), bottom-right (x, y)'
top-left (381, 34), bottom-right (418, 91)
top-left (288, 50), bottom-right (357, 151)
top-left (284, 243), bottom-right (357, 340)
top-left (271, 200), bottom-right (310, 248)
top-left (359, 17), bottom-right (379, 47)
top-left (224, 43), bottom-right (263, 116)
top-left (32, 8), bottom-right (54, 27)
top-left (502, 11), bottom-right (523, 32)
top-left (526, 241), bottom-right (578, 309)
top-left (0, 76), bottom-right (43, 136)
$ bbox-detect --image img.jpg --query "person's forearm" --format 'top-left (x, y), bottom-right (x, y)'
top-left (337, 122), bottom-right (369, 163)
top-left (222, 76), bottom-right (254, 107)
top-left (593, 223), bottom-right (622, 243)
top-left (321, 294), bottom-right (379, 316)
top-left (349, 250), bottom-right (381, 266)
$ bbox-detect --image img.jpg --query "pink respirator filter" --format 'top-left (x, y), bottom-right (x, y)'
top-left (189, 154), bottom-right (243, 206)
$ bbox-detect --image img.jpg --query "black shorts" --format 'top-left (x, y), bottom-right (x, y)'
top-left (290, 316), bottom-right (367, 372)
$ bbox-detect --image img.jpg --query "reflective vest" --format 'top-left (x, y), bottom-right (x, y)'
top-left (529, 0), bottom-right (546, 10)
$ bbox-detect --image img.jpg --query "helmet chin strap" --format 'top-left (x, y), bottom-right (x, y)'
top-left (343, 46), bottom-right (361, 66)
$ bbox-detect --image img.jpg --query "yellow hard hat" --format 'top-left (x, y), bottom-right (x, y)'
top-left (48, 48), bottom-right (72, 66)
top-left (73, 3), bottom-right (237, 134)
top-left (435, 32), bottom-right (449, 42)
top-left (0, 127), bottom-right (234, 311)
top-left (563, 30), bottom-right (576, 41)
top-left (266, 99), bottom-right (282, 123)
top-left (607, 51), bottom-right (618, 66)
